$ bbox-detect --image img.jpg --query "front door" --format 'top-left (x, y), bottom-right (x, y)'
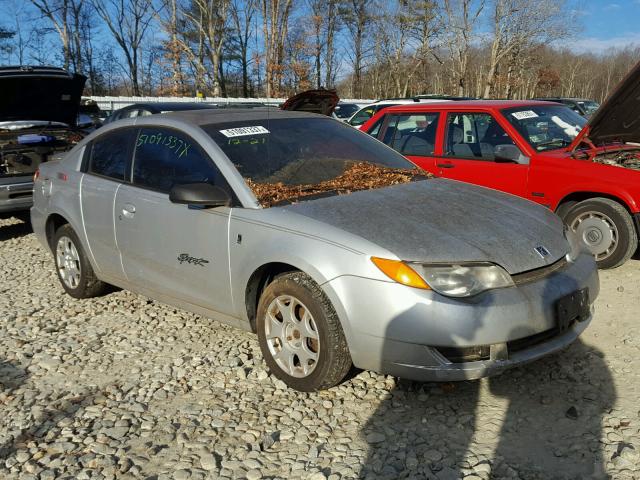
top-left (438, 112), bottom-right (529, 197)
top-left (114, 126), bottom-right (235, 315)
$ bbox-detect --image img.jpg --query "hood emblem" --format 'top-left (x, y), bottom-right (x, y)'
top-left (534, 246), bottom-right (551, 258)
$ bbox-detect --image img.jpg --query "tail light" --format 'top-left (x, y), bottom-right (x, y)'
top-left (33, 169), bottom-right (40, 181)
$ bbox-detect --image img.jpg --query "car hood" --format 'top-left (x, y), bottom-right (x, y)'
top-left (280, 89), bottom-right (339, 116)
top-left (279, 179), bottom-right (568, 275)
top-left (0, 69), bottom-right (86, 127)
top-left (574, 59), bottom-right (640, 147)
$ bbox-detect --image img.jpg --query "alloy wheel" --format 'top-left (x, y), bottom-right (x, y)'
top-left (264, 295), bottom-right (320, 378)
top-left (56, 235), bottom-right (82, 289)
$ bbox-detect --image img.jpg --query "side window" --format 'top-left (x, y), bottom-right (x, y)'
top-left (132, 127), bottom-right (227, 194)
top-left (382, 113), bottom-right (439, 156)
top-left (445, 113), bottom-right (514, 160)
top-left (349, 107), bottom-right (375, 126)
top-left (88, 129), bottom-right (136, 180)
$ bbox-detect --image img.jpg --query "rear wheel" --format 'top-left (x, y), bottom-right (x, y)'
top-left (53, 224), bottom-right (107, 298)
top-left (563, 198), bottom-right (637, 269)
top-left (256, 272), bottom-right (352, 391)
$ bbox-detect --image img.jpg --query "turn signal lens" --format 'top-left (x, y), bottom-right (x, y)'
top-left (371, 257), bottom-right (430, 290)
top-left (33, 169), bottom-right (40, 181)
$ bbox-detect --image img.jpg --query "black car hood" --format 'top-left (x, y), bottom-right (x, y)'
top-left (280, 89), bottom-right (339, 116)
top-left (0, 67), bottom-right (86, 127)
top-left (583, 59), bottom-right (640, 145)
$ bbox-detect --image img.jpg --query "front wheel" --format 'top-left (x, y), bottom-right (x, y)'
top-left (563, 198), bottom-right (637, 269)
top-left (256, 272), bottom-right (352, 391)
top-left (53, 224), bottom-right (107, 298)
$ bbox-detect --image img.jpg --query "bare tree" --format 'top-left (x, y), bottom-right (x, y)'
top-left (483, 0), bottom-right (572, 98)
top-left (442, 0), bottom-right (484, 96)
top-left (261, 0), bottom-right (293, 97)
top-left (156, 0), bottom-right (187, 95)
top-left (324, 0), bottom-right (339, 87)
top-left (29, 0), bottom-right (74, 70)
top-left (230, 0), bottom-right (257, 97)
top-left (180, 0), bottom-right (231, 97)
top-left (341, 0), bottom-right (373, 98)
top-left (91, 0), bottom-right (155, 95)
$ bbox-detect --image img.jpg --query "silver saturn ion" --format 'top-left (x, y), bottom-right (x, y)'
top-left (31, 109), bottom-right (599, 391)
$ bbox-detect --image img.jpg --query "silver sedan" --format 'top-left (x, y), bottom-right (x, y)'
top-left (31, 109), bottom-right (598, 391)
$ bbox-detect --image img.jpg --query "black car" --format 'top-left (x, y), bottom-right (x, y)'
top-left (532, 97), bottom-right (600, 118)
top-left (0, 65), bottom-right (86, 219)
top-left (104, 102), bottom-right (218, 124)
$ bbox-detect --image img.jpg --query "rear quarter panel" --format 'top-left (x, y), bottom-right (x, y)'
top-left (32, 146), bottom-right (89, 253)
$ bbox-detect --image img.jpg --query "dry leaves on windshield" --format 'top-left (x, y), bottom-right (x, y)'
top-left (247, 162), bottom-right (431, 207)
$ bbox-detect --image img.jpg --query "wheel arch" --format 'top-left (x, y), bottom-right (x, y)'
top-left (45, 213), bottom-right (71, 250)
top-left (555, 191), bottom-right (636, 220)
top-left (244, 262), bottom-right (302, 333)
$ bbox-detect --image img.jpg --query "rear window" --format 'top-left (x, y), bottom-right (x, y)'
top-left (203, 117), bottom-right (425, 206)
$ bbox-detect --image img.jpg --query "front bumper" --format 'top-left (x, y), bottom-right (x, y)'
top-left (0, 179), bottom-right (33, 215)
top-left (323, 252), bottom-right (599, 382)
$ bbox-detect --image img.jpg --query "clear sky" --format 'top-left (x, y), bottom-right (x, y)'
top-left (572, 0), bottom-right (640, 52)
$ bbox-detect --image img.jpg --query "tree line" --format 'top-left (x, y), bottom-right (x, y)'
top-left (0, 0), bottom-right (638, 102)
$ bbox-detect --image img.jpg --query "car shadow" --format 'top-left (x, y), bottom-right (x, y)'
top-left (358, 267), bottom-right (615, 479)
top-left (0, 216), bottom-right (32, 242)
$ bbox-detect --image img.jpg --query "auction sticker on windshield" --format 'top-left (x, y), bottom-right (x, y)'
top-left (512, 110), bottom-right (538, 120)
top-left (220, 126), bottom-right (270, 138)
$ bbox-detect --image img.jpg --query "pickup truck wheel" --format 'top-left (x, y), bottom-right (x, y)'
top-left (256, 272), bottom-right (352, 391)
top-left (53, 224), bottom-right (107, 298)
top-left (564, 198), bottom-right (637, 269)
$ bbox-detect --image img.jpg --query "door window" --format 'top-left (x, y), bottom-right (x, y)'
top-left (132, 127), bottom-right (228, 194)
top-left (381, 113), bottom-right (440, 156)
top-left (445, 113), bottom-right (515, 160)
top-left (88, 128), bottom-right (136, 180)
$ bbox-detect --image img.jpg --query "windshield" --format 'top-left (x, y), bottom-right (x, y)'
top-left (203, 117), bottom-right (425, 207)
top-left (577, 100), bottom-right (600, 115)
top-left (334, 104), bottom-right (360, 119)
top-left (502, 105), bottom-right (587, 152)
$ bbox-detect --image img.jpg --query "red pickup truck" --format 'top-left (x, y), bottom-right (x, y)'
top-left (361, 63), bottom-right (640, 269)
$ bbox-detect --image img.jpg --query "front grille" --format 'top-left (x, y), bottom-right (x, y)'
top-left (512, 257), bottom-right (568, 285)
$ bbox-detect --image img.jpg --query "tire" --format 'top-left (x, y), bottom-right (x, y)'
top-left (53, 224), bottom-right (107, 298)
top-left (563, 197), bottom-right (637, 269)
top-left (256, 271), bottom-right (352, 391)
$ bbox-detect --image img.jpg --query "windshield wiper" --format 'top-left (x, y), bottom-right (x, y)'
top-left (536, 138), bottom-right (570, 150)
top-left (271, 189), bottom-right (344, 207)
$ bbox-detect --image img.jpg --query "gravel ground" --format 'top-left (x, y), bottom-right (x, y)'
top-left (0, 216), bottom-right (639, 480)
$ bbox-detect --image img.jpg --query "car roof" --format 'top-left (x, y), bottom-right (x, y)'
top-left (534, 97), bottom-right (594, 102)
top-left (161, 108), bottom-right (323, 126)
top-left (381, 99), bottom-right (560, 112)
top-left (124, 102), bottom-right (218, 112)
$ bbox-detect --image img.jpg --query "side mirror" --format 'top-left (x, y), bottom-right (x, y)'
top-left (169, 183), bottom-right (231, 208)
top-left (494, 144), bottom-right (530, 165)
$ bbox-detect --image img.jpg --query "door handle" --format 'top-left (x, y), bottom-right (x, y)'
top-left (121, 203), bottom-right (136, 218)
top-left (437, 163), bottom-right (455, 169)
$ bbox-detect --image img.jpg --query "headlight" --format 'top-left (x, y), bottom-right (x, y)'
top-left (416, 263), bottom-right (514, 297)
top-left (564, 225), bottom-right (581, 262)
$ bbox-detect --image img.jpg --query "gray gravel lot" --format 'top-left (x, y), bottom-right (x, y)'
top-left (0, 216), bottom-right (639, 480)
